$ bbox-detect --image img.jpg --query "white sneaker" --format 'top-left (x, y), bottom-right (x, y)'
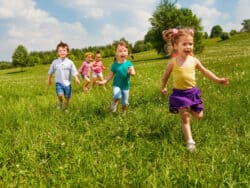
top-left (110, 101), bottom-right (118, 112)
top-left (57, 102), bottom-right (62, 110)
top-left (187, 141), bottom-right (196, 152)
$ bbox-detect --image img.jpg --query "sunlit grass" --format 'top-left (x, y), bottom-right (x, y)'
top-left (0, 33), bottom-right (249, 187)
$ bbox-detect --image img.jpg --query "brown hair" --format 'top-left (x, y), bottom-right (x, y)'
top-left (115, 40), bottom-right (129, 51)
top-left (162, 28), bottom-right (194, 55)
top-left (56, 41), bottom-right (70, 52)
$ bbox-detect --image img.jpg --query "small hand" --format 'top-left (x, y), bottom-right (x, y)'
top-left (161, 88), bottom-right (167, 95)
top-left (128, 67), bottom-right (132, 74)
top-left (218, 77), bottom-right (230, 85)
top-left (75, 77), bottom-right (81, 84)
top-left (47, 79), bottom-right (52, 87)
top-left (96, 80), bottom-right (107, 85)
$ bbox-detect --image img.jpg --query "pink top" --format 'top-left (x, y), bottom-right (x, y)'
top-left (79, 61), bottom-right (92, 76)
top-left (92, 60), bottom-right (104, 73)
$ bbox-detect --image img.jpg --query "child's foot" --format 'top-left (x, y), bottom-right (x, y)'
top-left (83, 87), bottom-right (88, 92)
top-left (121, 110), bottom-right (127, 116)
top-left (110, 101), bottom-right (118, 112)
top-left (57, 102), bottom-right (62, 110)
top-left (187, 140), bottom-right (196, 152)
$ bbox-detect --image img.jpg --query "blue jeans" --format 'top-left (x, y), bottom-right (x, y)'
top-left (112, 86), bottom-right (129, 105)
top-left (56, 83), bottom-right (72, 98)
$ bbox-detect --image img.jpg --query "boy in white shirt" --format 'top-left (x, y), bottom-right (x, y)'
top-left (47, 41), bottom-right (80, 111)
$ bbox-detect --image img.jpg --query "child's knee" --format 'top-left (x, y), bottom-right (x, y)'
top-left (193, 111), bottom-right (203, 119)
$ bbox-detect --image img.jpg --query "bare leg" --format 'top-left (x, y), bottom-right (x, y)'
top-left (92, 77), bottom-right (97, 87)
top-left (110, 99), bottom-right (119, 112)
top-left (83, 77), bottom-right (90, 91)
top-left (98, 75), bottom-right (106, 90)
top-left (179, 107), bottom-right (193, 142)
top-left (190, 110), bottom-right (203, 119)
top-left (122, 105), bottom-right (128, 115)
top-left (57, 95), bottom-right (63, 109)
top-left (64, 97), bottom-right (70, 110)
top-left (179, 107), bottom-right (197, 151)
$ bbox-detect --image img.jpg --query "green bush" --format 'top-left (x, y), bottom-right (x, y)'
top-left (0, 62), bottom-right (13, 70)
top-left (230, 30), bottom-right (237, 36)
top-left (220, 32), bottom-right (230, 40)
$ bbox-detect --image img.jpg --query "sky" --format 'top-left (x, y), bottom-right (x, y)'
top-left (0, 0), bottom-right (249, 61)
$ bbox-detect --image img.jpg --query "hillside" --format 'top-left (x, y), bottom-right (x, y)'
top-left (0, 33), bottom-right (249, 187)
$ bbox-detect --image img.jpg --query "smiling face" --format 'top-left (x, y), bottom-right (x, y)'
top-left (57, 46), bottom-right (69, 59)
top-left (85, 54), bottom-right (93, 62)
top-left (175, 35), bottom-right (194, 58)
top-left (115, 44), bottom-right (128, 62)
top-left (95, 53), bottom-right (102, 62)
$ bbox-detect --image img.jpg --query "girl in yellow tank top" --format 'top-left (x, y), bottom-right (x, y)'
top-left (161, 28), bottom-right (229, 152)
top-left (172, 56), bottom-right (196, 90)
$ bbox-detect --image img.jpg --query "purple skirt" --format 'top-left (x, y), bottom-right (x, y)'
top-left (169, 87), bottom-right (203, 113)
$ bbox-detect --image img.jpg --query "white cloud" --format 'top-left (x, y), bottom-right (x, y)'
top-left (0, 0), bottom-right (88, 61)
top-left (101, 24), bottom-right (146, 45)
top-left (84, 8), bottom-right (104, 19)
top-left (191, 4), bottom-right (229, 33)
top-left (59, 0), bottom-right (155, 19)
top-left (236, 0), bottom-right (250, 22)
top-left (134, 10), bottom-right (152, 30)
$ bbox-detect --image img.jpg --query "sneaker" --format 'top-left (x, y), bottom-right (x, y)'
top-left (57, 102), bottom-right (62, 110)
top-left (110, 101), bottom-right (118, 112)
top-left (187, 141), bottom-right (196, 152)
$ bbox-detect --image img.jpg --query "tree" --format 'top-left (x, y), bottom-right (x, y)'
top-left (203, 32), bottom-right (208, 39)
top-left (144, 0), bottom-right (204, 54)
top-left (12, 45), bottom-right (28, 70)
top-left (220, 32), bottom-right (230, 41)
top-left (241, 19), bottom-right (250, 32)
top-left (27, 56), bottom-right (41, 66)
top-left (230, 30), bottom-right (237, 36)
top-left (210, 25), bottom-right (223, 38)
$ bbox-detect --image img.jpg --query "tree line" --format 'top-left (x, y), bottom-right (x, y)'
top-left (1, 0), bottom-right (250, 70)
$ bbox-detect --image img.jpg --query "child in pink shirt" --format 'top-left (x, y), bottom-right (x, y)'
top-left (79, 52), bottom-right (93, 91)
top-left (92, 51), bottom-right (106, 88)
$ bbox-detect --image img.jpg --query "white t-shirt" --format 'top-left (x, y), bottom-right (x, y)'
top-left (48, 57), bottom-right (78, 86)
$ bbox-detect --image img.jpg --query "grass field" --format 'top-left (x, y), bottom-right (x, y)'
top-left (0, 33), bottom-right (249, 187)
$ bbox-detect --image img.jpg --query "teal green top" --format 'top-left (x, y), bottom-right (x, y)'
top-left (111, 60), bottom-right (133, 90)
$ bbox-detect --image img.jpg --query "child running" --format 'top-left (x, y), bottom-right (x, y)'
top-left (47, 41), bottom-right (80, 111)
top-left (79, 52), bottom-right (93, 91)
top-left (161, 28), bottom-right (229, 152)
top-left (92, 50), bottom-right (106, 88)
top-left (97, 40), bottom-right (135, 115)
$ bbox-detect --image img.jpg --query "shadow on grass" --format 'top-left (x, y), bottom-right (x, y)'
top-left (7, 70), bottom-right (26, 74)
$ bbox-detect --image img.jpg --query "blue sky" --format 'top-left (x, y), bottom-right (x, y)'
top-left (0, 0), bottom-right (249, 61)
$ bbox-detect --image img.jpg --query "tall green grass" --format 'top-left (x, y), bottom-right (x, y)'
top-left (0, 33), bottom-right (249, 187)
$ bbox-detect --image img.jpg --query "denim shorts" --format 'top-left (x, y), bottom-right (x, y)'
top-left (113, 86), bottom-right (129, 105)
top-left (56, 83), bottom-right (72, 98)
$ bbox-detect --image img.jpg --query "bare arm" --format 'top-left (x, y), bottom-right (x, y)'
top-left (161, 60), bottom-right (174, 95)
top-left (97, 72), bottom-right (115, 85)
top-left (196, 60), bottom-right (229, 85)
top-left (47, 75), bottom-right (52, 86)
top-left (73, 74), bottom-right (80, 84)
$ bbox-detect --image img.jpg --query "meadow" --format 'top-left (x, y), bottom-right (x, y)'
top-left (0, 33), bottom-right (249, 187)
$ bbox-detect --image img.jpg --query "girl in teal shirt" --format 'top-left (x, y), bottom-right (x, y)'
top-left (97, 40), bottom-right (135, 115)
